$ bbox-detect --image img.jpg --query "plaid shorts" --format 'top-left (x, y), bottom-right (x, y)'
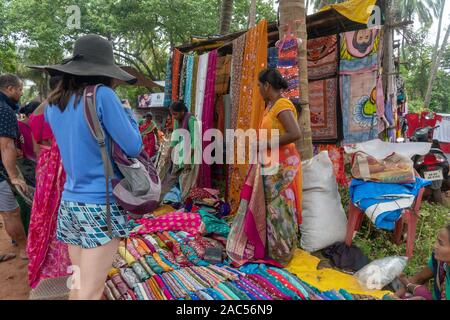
top-left (57, 200), bottom-right (130, 249)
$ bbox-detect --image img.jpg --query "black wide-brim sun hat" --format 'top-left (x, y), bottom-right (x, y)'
top-left (28, 34), bottom-right (137, 84)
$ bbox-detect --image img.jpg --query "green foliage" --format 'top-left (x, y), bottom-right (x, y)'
top-left (1, 0), bottom-right (276, 101)
top-left (400, 28), bottom-right (450, 113)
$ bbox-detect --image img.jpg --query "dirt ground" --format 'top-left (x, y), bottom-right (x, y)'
top-left (0, 222), bottom-right (30, 300)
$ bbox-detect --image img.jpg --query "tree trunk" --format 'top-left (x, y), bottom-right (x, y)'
top-left (424, 0), bottom-right (446, 107)
top-left (248, 0), bottom-right (257, 28)
top-left (219, 0), bottom-right (234, 34)
top-left (279, 0), bottom-right (313, 160)
top-left (424, 24), bottom-right (450, 108)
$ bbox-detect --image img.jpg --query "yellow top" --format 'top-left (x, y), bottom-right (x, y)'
top-left (259, 98), bottom-right (297, 139)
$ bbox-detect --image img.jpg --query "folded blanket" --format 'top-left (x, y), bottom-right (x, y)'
top-left (350, 177), bottom-right (431, 230)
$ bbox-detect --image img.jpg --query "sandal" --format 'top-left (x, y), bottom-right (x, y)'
top-left (0, 253), bottom-right (16, 263)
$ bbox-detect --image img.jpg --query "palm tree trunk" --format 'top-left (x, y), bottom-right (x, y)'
top-left (424, 0), bottom-right (446, 107)
top-left (219, 0), bottom-right (234, 34)
top-left (424, 23), bottom-right (450, 108)
top-left (248, 0), bottom-right (257, 28)
top-left (279, 0), bottom-right (313, 160)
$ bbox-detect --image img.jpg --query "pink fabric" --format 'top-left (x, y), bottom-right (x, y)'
top-left (17, 121), bottom-right (36, 161)
top-left (29, 114), bottom-right (53, 143)
top-left (134, 212), bottom-right (203, 236)
top-left (198, 50), bottom-right (218, 188)
top-left (27, 139), bottom-right (70, 288)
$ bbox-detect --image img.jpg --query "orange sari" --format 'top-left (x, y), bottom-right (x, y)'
top-left (228, 19), bottom-right (268, 214)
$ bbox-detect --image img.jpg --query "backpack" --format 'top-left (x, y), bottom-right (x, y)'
top-left (83, 85), bottom-right (161, 235)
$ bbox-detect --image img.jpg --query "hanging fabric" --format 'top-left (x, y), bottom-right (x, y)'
top-left (195, 53), bottom-right (209, 123)
top-left (184, 55), bottom-right (195, 109)
top-left (172, 49), bottom-right (183, 102)
top-left (163, 55), bottom-right (173, 107)
top-left (198, 50), bottom-right (218, 188)
top-left (276, 24), bottom-right (300, 106)
top-left (228, 20), bottom-right (268, 214)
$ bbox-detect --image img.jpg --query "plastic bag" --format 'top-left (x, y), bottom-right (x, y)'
top-left (351, 152), bottom-right (415, 184)
top-left (355, 256), bottom-right (408, 290)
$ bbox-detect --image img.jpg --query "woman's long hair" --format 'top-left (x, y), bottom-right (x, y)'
top-left (47, 74), bottom-right (113, 111)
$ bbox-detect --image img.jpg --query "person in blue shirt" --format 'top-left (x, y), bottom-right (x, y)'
top-left (39, 34), bottom-right (142, 300)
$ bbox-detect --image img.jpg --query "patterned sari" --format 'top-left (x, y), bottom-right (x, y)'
top-left (226, 99), bottom-right (302, 267)
top-left (27, 131), bottom-right (70, 288)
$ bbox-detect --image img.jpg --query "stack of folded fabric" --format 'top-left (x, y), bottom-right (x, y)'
top-left (104, 228), bottom-right (361, 300)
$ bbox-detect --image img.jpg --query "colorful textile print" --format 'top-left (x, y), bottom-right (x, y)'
top-left (171, 49), bottom-right (183, 102)
top-left (215, 55), bottom-right (232, 95)
top-left (307, 35), bottom-right (338, 80)
top-left (184, 55), bottom-right (195, 109)
top-left (340, 71), bottom-right (379, 144)
top-left (277, 33), bottom-right (300, 106)
top-left (268, 47), bottom-right (278, 69)
top-left (134, 213), bottom-right (204, 236)
top-left (57, 201), bottom-right (129, 249)
top-left (191, 56), bottom-right (199, 114)
top-left (313, 144), bottom-right (348, 186)
top-left (340, 28), bottom-right (380, 74)
top-left (230, 34), bottom-right (246, 131)
top-left (198, 50), bottom-right (218, 188)
top-left (163, 56), bottom-right (173, 107)
top-left (227, 99), bottom-right (302, 267)
top-left (27, 139), bottom-right (70, 288)
top-left (309, 78), bottom-right (338, 142)
top-left (228, 20), bottom-right (268, 215)
top-left (179, 55), bottom-right (188, 101)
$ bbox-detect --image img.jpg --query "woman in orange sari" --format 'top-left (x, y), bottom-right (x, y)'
top-left (227, 68), bottom-right (302, 267)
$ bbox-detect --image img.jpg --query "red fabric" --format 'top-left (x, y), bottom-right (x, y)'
top-left (29, 113), bottom-right (53, 143)
top-left (405, 113), bottom-right (420, 137)
top-left (27, 139), bottom-right (70, 288)
top-left (440, 142), bottom-right (450, 154)
top-left (406, 112), bottom-right (443, 137)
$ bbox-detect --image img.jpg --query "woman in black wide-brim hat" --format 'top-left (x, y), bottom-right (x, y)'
top-left (34, 34), bottom-right (142, 300)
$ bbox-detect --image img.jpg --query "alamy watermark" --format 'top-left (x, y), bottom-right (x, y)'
top-left (169, 120), bottom-right (281, 175)
top-left (66, 5), bottom-right (81, 30)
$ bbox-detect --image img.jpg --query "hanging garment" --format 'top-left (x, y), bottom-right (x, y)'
top-left (27, 137), bottom-right (70, 288)
top-left (228, 20), bottom-right (268, 214)
top-left (198, 50), bottom-right (218, 188)
top-left (340, 28), bottom-right (381, 74)
top-left (171, 49), bottom-right (183, 102)
top-left (307, 35), bottom-right (338, 81)
top-left (195, 53), bottom-right (209, 123)
top-left (341, 71), bottom-right (379, 144)
top-left (215, 55), bottom-right (232, 95)
top-left (309, 78), bottom-right (339, 142)
top-left (277, 30), bottom-right (300, 106)
top-left (164, 55), bottom-right (173, 107)
top-left (184, 55), bottom-right (195, 109)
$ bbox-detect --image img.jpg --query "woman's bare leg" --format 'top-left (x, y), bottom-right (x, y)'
top-left (76, 238), bottom-right (120, 300)
top-left (67, 244), bottom-right (82, 300)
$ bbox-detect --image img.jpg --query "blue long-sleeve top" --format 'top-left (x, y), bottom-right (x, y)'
top-left (45, 86), bottom-right (142, 204)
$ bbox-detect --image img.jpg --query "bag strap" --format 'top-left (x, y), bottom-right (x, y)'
top-left (83, 84), bottom-right (113, 237)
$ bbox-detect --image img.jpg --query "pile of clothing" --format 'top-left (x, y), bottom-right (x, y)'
top-left (104, 231), bottom-right (361, 300)
top-left (104, 206), bottom-right (374, 301)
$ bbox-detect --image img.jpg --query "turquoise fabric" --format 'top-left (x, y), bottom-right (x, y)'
top-left (184, 55), bottom-right (194, 109)
top-left (199, 210), bottom-right (230, 237)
